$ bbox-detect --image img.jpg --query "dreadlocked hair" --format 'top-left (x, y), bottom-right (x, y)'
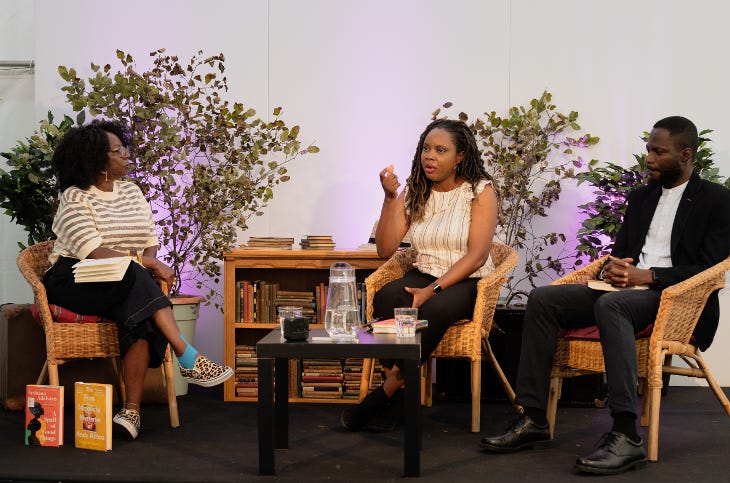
top-left (405, 118), bottom-right (489, 224)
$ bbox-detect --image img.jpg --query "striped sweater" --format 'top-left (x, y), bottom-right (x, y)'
top-left (49, 180), bottom-right (159, 264)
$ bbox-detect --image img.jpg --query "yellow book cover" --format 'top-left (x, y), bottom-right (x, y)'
top-left (74, 382), bottom-right (112, 451)
top-left (25, 384), bottom-right (64, 447)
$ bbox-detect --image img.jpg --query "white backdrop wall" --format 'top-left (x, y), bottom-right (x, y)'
top-left (1, 0), bottom-right (729, 384)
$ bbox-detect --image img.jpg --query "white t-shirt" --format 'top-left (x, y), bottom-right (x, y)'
top-left (636, 180), bottom-right (688, 270)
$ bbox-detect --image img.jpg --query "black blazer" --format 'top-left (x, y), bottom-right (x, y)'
top-left (612, 172), bottom-right (730, 350)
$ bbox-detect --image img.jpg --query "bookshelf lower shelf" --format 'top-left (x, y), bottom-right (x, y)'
top-left (223, 249), bottom-right (386, 403)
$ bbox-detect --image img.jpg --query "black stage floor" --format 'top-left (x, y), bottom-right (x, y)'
top-left (1, 385), bottom-right (728, 482)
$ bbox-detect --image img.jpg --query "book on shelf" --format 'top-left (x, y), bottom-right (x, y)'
top-left (236, 387), bottom-right (258, 396)
top-left (72, 256), bottom-right (135, 283)
top-left (370, 318), bottom-right (429, 334)
top-left (74, 382), bottom-right (113, 451)
top-left (586, 280), bottom-right (649, 292)
top-left (25, 384), bottom-right (64, 447)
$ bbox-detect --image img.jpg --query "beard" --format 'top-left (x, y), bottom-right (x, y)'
top-left (659, 164), bottom-right (685, 187)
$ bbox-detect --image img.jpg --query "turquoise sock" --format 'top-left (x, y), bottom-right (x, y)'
top-left (178, 335), bottom-right (198, 369)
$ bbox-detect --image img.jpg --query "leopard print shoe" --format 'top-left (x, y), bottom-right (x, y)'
top-left (179, 354), bottom-right (233, 387)
top-left (113, 407), bottom-right (141, 439)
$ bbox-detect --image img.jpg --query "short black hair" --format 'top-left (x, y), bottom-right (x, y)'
top-left (653, 116), bottom-right (698, 157)
top-left (52, 120), bottom-right (131, 190)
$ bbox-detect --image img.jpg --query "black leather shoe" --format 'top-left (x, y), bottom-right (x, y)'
top-left (479, 415), bottom-right (551, 453)
top-left (341, 385), bottom-right (389, 431)
top-left (575, 431), bottom-right (648, 475)
top-left (366, 389), bottom-right (404, 432)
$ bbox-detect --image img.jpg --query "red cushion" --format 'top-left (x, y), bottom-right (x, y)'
top-left (559, 324), bottom-right (654, 340)
top-left (30, 304), bottom-right (113, 324)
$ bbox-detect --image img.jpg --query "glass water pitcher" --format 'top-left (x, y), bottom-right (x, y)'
top-left (324, 262), bottom-right (361, 339)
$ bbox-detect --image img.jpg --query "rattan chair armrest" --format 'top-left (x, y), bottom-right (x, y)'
top-left (650, 257), bottom-right (730, 343)
top-left (364, 248), bottom-right (415, 321)
top-left (552, 255), bottom-right (609, 286)
top-left (473, 244), bottom-right (518, 332)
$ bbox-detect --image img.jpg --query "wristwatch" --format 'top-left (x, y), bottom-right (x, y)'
top-left (651, 269), bottom-right (659, 284)
top-left (431, 282), bottom-right (442, 294)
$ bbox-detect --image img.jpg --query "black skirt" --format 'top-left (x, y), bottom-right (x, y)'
top-left (43, 257), bottom-right (172, 368)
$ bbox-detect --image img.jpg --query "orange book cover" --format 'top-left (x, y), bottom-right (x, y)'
top-left (74, 382), bottom-right (113, 451)
top-left (25, 385), bottom-right (64, 447)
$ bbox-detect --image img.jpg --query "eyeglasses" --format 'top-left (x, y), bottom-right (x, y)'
top-left (109, 146), bottom-right (131, 158)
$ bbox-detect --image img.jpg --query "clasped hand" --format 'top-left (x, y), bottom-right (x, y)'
top-left (602, 256), bottom-right (650, 288)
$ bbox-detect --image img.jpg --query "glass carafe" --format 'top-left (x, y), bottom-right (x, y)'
top-left (324, 262), bottom-right (360, 339)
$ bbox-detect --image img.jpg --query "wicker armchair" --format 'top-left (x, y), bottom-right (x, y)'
top-left (360, 242), bottom-right (519, 432)
top-left (17, 240), bottom-right (179, 428)
top-left (546, 255), bottom-right (730, 461)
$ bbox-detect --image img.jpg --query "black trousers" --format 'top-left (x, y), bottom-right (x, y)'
top-left (43, 257), bottom-right (172, 367)
top-left (372, 268), bottom-right (479, 367)
top-left (515, 284), bottom-right (661, 417)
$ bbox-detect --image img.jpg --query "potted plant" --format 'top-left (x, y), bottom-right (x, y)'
top-left (2, 49), bottom-right (318, 394)
top-left (575, 129), bottom-right (728, 261)
top-left (0, 112), bottom-right (78, 249)
top-left (58, 48), bottom-right (318, 303)
top-left (428, 92), bottom-right (601, 404)
top-left (434, 91), bottom-right (599, 301)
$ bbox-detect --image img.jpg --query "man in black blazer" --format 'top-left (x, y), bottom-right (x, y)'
top-left (480, 116), bottom-right (730, 475)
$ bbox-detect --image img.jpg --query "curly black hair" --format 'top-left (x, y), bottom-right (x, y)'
top-left (404, 119), bottom-right (489, 223)
top-left (52, 120), bottom-right (132, 191)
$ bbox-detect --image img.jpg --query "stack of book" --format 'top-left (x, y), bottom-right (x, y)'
top-left (369, 360), bottom-right (384, 392)
top-left (275, 290), bottom-right (316, 324)
top-left (243, 237), bottom-right (295, 250)
top-left (234, 345), bottom-right (258, 397)
top-left (72, 256), bottom-right (135, 283)
top-left (300, 359), bottom-right (343, 399)
top-left (300, 235), bottom-right (335, 250)
top-left (343, 359), bottom-right (365, 399)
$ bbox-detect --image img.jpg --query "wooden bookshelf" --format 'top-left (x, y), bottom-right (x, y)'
top-left (223, 248), bottom-right (386, 402)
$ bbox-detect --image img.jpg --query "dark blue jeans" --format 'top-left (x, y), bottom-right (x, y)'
top-left (515, 284), bottom-right (661, 417)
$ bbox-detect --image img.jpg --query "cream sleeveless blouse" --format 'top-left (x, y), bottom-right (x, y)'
top-left (408, 179), bottom-right (494, 278)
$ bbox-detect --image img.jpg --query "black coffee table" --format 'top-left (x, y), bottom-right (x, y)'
top-left (256, 328), bottom-right (422, 477)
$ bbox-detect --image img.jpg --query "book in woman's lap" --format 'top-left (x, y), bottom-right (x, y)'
top-left (72, 256), bottom-right (134, 283)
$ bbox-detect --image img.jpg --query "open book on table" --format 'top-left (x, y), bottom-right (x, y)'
top-left (371, 318), bottom-right (429, 334)
top-left (72, 256), bottom-right (137, 283)
top-left (587, 279), bottom-right (649, 292)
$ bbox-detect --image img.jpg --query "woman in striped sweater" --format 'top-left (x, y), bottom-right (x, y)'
top-left (43, 120), bottom-right (232, 439)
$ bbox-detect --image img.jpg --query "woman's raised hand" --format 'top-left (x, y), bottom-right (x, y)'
top-left (379, 164), bottom-right (400, 199)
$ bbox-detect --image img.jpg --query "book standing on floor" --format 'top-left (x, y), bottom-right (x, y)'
top-left (25, 385), bottom-right (64, 446)
top-left (74, 382), bottom-right (113, 451)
